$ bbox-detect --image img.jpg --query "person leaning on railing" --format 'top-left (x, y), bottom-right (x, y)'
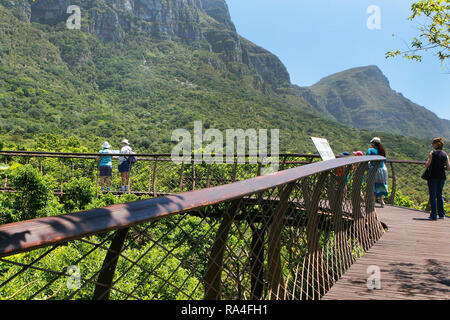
top-left (96, 142), bottom-right (118, 192)
top-left (425, 137), bottom-right (450, 220)
top-left (118, 139), bottom-right (133, 192)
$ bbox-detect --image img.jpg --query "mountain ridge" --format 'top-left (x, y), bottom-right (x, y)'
top-left (2, 0), bottom-right (291, 89)
top-left (294, 65), bottom-right (450, 139)
top-left (2, 0), bottom-right (447, 140)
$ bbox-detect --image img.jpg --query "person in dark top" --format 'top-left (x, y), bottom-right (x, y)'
top-left (425, 137), bottom-right (450, 220)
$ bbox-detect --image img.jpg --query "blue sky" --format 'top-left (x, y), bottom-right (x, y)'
top-left (225, 0), bottom-right (450, 120)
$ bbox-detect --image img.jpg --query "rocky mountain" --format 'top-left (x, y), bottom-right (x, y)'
top-left (0, 0), bottom-right (336, 154)
top-left (1, 0), bottom-right (290, 88)
top-left (295, 66), bottom-right (450, 139)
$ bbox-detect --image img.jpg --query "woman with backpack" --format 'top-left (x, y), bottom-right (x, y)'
top-left (425, 137), bottom-right (450, 220)
top-left (118, 139), bottom-right (135, 192)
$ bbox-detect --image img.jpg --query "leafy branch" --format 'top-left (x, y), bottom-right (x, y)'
top-left (386, 0), bottom-right (450, 67)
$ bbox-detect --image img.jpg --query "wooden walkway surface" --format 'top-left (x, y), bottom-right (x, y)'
top-left (322, 205), bottom-right (450, 300)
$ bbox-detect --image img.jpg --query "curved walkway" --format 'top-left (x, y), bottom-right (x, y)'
top-left (322, 205), bottom-right (450, 300)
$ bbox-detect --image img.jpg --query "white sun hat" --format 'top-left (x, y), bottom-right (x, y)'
top-left (370, 137), bottom-right (381, 144)
top-left (121, 139), bottom-right (130, 145)
top-left (102, 141), bottom-right (111, 149)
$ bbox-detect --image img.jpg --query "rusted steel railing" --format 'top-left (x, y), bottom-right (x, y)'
top-left (0, 155), bottom-right (386, 300)
top-left (1, 151), bottom-right (444, 209)
top-left (0, 151), bottom-right (320, 197)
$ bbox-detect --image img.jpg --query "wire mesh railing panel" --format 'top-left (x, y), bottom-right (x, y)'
top-left (0, 152), bottom-right (318, 197)
top-left (0, 213), bottom-right (221, 300)
top-left (0, 234), bottom-right (115, 300)
top-left (388, 161), bottom-right (450, 212)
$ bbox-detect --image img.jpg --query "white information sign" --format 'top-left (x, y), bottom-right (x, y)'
top-left (311, 137), bottom-right (335, 161)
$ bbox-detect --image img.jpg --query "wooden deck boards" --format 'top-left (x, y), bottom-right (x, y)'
top-left (322, 205), bottom-right (450, 300)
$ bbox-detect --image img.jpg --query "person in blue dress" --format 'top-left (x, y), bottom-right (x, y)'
top-left (366, 137), bottom-right (389, 207)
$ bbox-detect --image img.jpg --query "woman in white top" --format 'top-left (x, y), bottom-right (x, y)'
top-left (118, 139), bottom-right (133, 192)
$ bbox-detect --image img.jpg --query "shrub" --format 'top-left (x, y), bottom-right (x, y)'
top-left (63, 177), bottom-right (96, 212)
top-left (10, 165), bottom-right (51, 221)
top-left (393, 190), bottom-right (415, 208)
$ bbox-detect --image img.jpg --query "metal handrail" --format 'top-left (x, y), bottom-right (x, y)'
top-left (0, 150), bottom-right (322, 159)
top-left (386, 159), bottom-right (426, 165)
top-left (0, 155), bottom-right (384, 258)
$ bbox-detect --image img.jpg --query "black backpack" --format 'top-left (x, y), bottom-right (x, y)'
top-left (126, 150), bottom-right (138, 164)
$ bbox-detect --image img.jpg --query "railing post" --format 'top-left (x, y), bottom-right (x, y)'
top-left (304, 171), bottom-right (328, 300)
top-left (179, 162), bottom-right (185, 192)
top-left (351, 162), bottom-right (370, 251)
top-left (267, 182), bottom-right (295, 300)
top-left (364, 161), bottom-right (383, 245)
top-left (365, 161), bottom-right (380, 215)
top-left (231, 160), bottom-right (238, 182)
top-left (147, 161), bottom-right (152, 194)
top-left (301, 178), bottom-right (312, 211)
top-left (192, 162), bottom-right (196, 190)
top-left (206, 164), bottom-right (211, 188)
top-left (330, 167), bottom-right (352, 280)
top-left (152, 157), bottom-right (158, 197)
top-left (204, 199), bottom-right (242, 300)
top-left (59, 158), bottom-right (64, 194)
top-left (249, 223), bottom-right (266, 299)
top-left (389, 162), bottom-right (396, 205)
top-left (249, 170), bottom-right (269, 299)
top-left (257, 161), bottom-right (262, 177)
top-left (93, 227), bottom-right (130, 300)
top-left (3, 157), bottom-right (7, 188)
top-left (279, 155), bottom-right (288, 171)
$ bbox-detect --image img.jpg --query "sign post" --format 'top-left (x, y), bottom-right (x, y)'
top-left (311, 137), bottom-right (335, 161)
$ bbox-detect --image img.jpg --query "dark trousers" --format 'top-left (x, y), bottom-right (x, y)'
top-left (427, 179), bottom-right (446, 218)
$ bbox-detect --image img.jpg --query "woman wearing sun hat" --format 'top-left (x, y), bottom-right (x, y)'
top-left (96, 141), bottom-right (114, 192)
top-left (118, 139), bottom-right (134, 192)
top-left (366, 137), bottom-right (389, 207)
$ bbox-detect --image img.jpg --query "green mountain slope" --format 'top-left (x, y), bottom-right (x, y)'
top-left (296, 65), bottom-right (450, 139)
top-left (0, 1), bottom-right (431, 160)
